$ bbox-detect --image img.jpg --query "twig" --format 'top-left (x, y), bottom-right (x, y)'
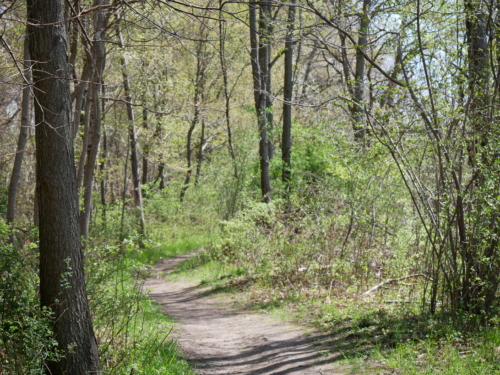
top-left (361, 274), bottom-right (431, 296)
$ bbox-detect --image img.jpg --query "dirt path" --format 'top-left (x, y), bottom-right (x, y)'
top-left (144, 252), bottom-right (346, 375)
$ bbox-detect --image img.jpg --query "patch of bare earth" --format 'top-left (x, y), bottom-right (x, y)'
top-left (144, 252), bottom-right (347, 375)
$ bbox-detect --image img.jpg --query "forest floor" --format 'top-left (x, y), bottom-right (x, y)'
top-left (144, 251), bottom-right (352, 375)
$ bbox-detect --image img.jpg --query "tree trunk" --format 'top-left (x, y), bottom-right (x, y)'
top-left (282, 0), bottom-right (295, 192)
top-left (155, 162), bottom-right (166, 190)
top-left (351, 0), bottom-right (371, 141)
top-left (300, 41), bottom-right (318, 98)
top-left (77, 81), bottom-right (92, 190)
top-left (461, 0), bottom-right (492, 316)
top-left (80, 0), bottom-right (108, 239)
top-left (27, 0), bottom-right (101, 371)
top-left (195, 120), bottom-right (206, 185)
top-left (100, 83), bottom-right (108, 227)
top-left (7, 33), bottom-right (31, 230)
top-left (117, 19), bottom-right (146, 238)
top-left (100, 125), bottom-right (107, 226)
top-left (259, 0), bottom-right (274, 160)
top-left (180, 37), bottom-right (206, 201)
top-left (249, 0), bottom-right (272, 202)
top-left (142, 106), bottom-right (149, 185)
top-left (180, 113), bottom-right (198, 202)
top-left (72, 50), bottom-right (93, 140)
top-left (219, 0), bottom-right (237, 177)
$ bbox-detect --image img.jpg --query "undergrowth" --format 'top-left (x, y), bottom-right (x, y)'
top-left (0, 214), bottom-right (202, 374)
top-left (165, 190), bottom-right (500, 374)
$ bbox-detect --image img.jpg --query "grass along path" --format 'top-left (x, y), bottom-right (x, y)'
top-left (144, 251), bottom-right (348, 375)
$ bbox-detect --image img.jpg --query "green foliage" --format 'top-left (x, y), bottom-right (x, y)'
top-left (0, 175), bottom-right (9, 216)
top-left (0, 223), bottom-right (61, 374)
top-left (208, 135), bottom-right (420, 299)
top-left (85, 242), bottom-right (193, 375)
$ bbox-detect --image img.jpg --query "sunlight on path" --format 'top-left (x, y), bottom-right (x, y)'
top-left (144, 253), bottom-right (347, 375)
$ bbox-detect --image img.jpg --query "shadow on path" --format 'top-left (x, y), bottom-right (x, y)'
top-left (144, 252), bottom-right (348, 375)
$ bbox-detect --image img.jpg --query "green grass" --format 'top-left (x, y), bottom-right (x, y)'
top-left (129, 233), bottom-right (213, 265)
top-left (87, 232), bottom-right (216, 375)
top-left (166, 248), bottom-right (500, 375)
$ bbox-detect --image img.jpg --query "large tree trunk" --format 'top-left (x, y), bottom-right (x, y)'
top-left (117, 19), bottom-right (146, 238)
top-left (249, 0), bottom-right (272, 202)
top-left (27, 0), bottom-right (101, 372)
top-left (7, 33), bottom-right (31, 230)
top-left (282, 0), bottom-right (295, 193)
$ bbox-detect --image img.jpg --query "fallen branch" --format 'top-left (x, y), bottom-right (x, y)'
top-left (361, 274), bottom-right (431, 296)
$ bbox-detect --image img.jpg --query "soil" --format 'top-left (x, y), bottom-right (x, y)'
top-left (144, 251), bottom-right (348, 375)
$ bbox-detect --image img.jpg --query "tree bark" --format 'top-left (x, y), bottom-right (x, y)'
top-left (259, 0), bottom-right (274, 159)
top-left (142, 106), bottom-right (149, 185)
top-left (77, 78), bottom-right (92, 190)
top-left (282, 0), bottom-right (295, 192)
top-left (195, 119), bottom-right (206, 185)
top-left (72, 49), bottom-right (93, 140)
top-left (117, 19), bottom-right (146, 238)
top-left (351, 0), bottom-right (371, 141)
top-left (219, 0), bottom-right (237, 177)
top-left (461, 0), bottom-right (492, 316)
top-left (80, 0), bottom-right (108, 239)
top-left (7, 33), bottom-right (31, 230)
top-left (249, 0), bottom-right (272, 202)
top-left (99, 83), bottom-right (108, 227)
top-left (27, 0), bottom-right (101, 371)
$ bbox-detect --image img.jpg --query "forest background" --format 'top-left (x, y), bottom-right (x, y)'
top-left (2, 0), bottom-right (500, 372)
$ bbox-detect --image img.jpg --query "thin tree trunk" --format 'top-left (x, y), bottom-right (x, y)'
top-left (155, 162), bottom-right (166, 190)
top-left (180, 37), bottom-right (206, 202)
top-left (351, 0), bottom-right (371, 141)
top-left (117, 19), bottom-right (146, 238)
top-left (100, 83), bottom-right (107, 227)
top-left (77, 82), bottom-right (92, 190)
top-left (300, 41), bottom-right (318, 98)
top-left (142, 106), bottom-right (149, 185)
top-left (219, 0), bottom-right (237, 177)
top-left (100, 125), bottom-right (107, 226)
top-left (7, 33), bottom-right (31, 230)
top-left (27, 0), bottom-right (101, 371)
top-left (250, 0), bottom-right (261, 109)
top-left (180, 113), bottom-right (199, 201)
top-left (259, 0), bottom-right (274, 160)
top-left (250, 0), bottom-right (272, 202)
top-left (282, 0), bottom-right (295, 193)
top-left (72, 52), bottom-right (93, 140)
top-left (153, 98), bottom-right (166, 190)
top-left (80, 0), bottom-right (109, 239)
top-left (120, 135), bottom-right (130, 241)
top-left (195, 120), bottom-right (205, 185)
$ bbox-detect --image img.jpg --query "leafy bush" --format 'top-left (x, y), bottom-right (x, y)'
top-left (0, 223), bottom-right (61, 374)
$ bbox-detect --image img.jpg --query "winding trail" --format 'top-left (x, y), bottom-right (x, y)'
top-left (144, 252), bottom-right (346, 375)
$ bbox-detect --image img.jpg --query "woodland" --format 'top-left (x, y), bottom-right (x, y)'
top-left (2, 0), bottom-right (500, 372)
